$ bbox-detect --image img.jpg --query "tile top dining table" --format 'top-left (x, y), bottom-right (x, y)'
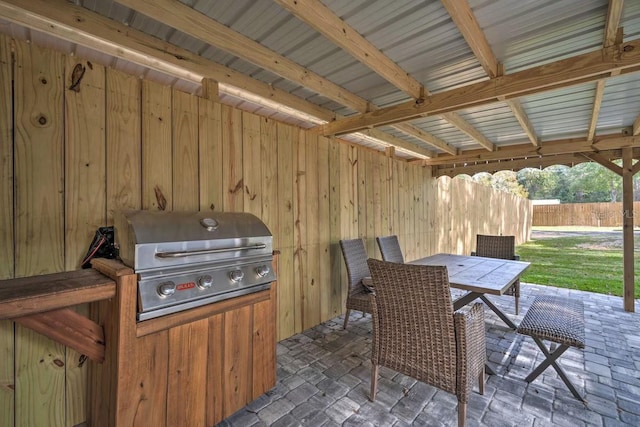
top-left (410, 253), bottom-right (530, 330)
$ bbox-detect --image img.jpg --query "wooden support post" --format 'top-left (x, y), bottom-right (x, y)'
top-left (622, 147), bottom-right (635, 312)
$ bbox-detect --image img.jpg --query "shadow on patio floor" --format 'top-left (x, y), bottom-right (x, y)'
top-left (219, 284), bottom-right (640, 427)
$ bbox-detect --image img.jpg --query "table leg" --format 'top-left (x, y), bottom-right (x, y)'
top-left (479, 295), bottom-right (517, 329)
top-left (526, 337), bottom-right (585, 403)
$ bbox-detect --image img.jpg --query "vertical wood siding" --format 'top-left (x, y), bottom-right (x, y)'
top-left (0, 37), bottom-right (532, 426)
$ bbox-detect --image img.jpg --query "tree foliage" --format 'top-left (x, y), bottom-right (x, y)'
top-left (516, 163), bottom-right (630, 202)
top-left (458, 170), bottom-right (529, 198)
top-left (458, 161), bottom-right (640, 202)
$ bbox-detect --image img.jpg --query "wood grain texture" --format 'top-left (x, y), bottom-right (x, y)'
top-left (172, 89), bottom-right (199, 211)
top-left (142, 80), bottom-right (172, 211)
top-left (205, 313), bottom-right (224, 426)
top-left (222, 105), bottom-right (243, 212)
top-left (199, 98), bottom-right (222, 212)
top-left (132, 332), bottom-right (169, 426)
top-left (64, 57), bottom-right (106, 271)
top-left (13, 40), bottom-right (66, 427)
top-left (0, 34), bottom-right (13, 280)
top-left (14, 40), bottom-right (64, 277)
top-left (242, 112), bottom-right (262, 217)
top-left (223, 306), bottom-right (252, 418)
top-left (0, 34), bottom-right (14, 427)
top-left (317, 136), bottom-right (331, 321)
top-left (0, 269), bottom-right (116, 320)
top-left (261, 117), bottom-right (278, 245)
top-left (106, 68), bottom-right (141, 221)
top-left (167, 319), bottom-right (208, 426)
top-left (276, 122), bottom-right (295, 339)
top-left (328, 138), bottom-right (344, 318)
top-left (294, 130), bottom-right (306, 331)
top-left (252, 288), bottom-right (276, 399)
top-left (305, 133), bottom-right (320, 329)
top-left (14, 308), bottom-right (104, 362)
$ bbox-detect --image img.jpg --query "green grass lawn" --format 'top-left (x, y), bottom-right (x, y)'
top-left (517, 234), bottom-right (640, 298)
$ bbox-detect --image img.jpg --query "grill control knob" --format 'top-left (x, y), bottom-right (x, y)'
top-left (255, 265), bottom-right (270, 278)
top-left (157, 281), bottom-right (176, 297)
top-left (229, 270), bottom-right (244, 283)
top-left (198, 275), bottom-right (213, 289)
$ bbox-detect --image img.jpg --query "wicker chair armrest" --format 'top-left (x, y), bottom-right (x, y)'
top-left (470, 251), bottom-right (477, 256)
top-left (454, 303), bottom-right (486, 403)
top-left (514, 254), bottom-right (520, 261)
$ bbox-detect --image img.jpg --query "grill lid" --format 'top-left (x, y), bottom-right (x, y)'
top-left (115, 210), bottom-right (273, 272)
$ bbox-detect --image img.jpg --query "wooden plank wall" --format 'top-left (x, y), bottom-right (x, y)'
top-left (533, 202), bottom-right (640, 227)
top-left (0, 36), bottom-right (532, 426)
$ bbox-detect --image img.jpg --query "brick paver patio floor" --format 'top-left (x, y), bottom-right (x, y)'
top-left (219, 284), bottom-right (640, 427)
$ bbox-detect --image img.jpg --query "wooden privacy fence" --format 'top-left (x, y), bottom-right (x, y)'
top-left (533, 202), bottom-right (640, 227)
top-left (0, 35), bottom-right (532, 427)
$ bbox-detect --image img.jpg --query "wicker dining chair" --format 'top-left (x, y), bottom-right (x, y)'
top-left (339, 238), bottom-right (373, 329)
top-left (472, 234), bottom-right (521, 314)
top-left (375, 235), bottom-right (404, 263)
top-left (367, 259), bottom-right (486, 427)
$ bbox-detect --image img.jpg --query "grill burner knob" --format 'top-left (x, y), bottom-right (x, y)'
top-left (198, 275), bottom-right (213, 289)
top-left (157, 281), bottom-right (176, 297)
top-left (255, 265), bottom-right (270, 278)
top-left (229, 270), bottom-right (244, 283)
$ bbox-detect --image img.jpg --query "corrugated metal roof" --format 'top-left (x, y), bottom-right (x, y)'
top-left (1, 0), bottom-right (637, 162)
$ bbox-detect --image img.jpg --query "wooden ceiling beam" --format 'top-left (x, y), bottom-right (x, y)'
top-left (587, 80), bottom-right (607, 142)
top-left (435, 154), bottom-right (588, 177)
top-left (504, 99), bottom-right (539, 146)
top-left (273, 0), bottom-right (423, 100)
top-left (581, 151), bottom-right (623, 175)
top-left (116, 0), bottom-right (370, 113)
top-left (604, 0), bottom-right (625, 47)
top-left (425, 133), bottom-right (640, 166)
top-left (441, 112), bottom-right (495, 151)
top-left (272, 0), bottom-right (461, 155)
top-left (0, 0), bottom-right (438, 158)
top-left (392, 123), bottom-right (458, 155)
top-left (633, 115), bottom-right (640, 135)
top-left (361, 128), bottom-right (434, 158)
top-left (320, 40), bottom-right (640, 136)
top-left (441, 0), bottom-right (498, 78)
top-left (0, 0), bottom-right (335, 121)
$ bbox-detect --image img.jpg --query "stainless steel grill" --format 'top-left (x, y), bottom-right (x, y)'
top-left (114, 210), bottom-right (276, 321)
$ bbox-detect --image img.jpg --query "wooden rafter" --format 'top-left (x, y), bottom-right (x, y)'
top-left (425, 133), bottom-right (640, 166)
top-left (320, 40), bottom-right (640, 136)
top-left (504, 99), bottom-right (539, 146)
top-left (435, 147), bottom-right (640, 177)
top-left (633, 115), bottom-right (640, 135)
top-left (435, 154), bottom-right (588, 177)
top-left (363, 128), bottom-right (434, 158)
top-left (392, 123), bottom-right (457, 155)
top-left (273, 0), bottom-right (423, 100)
top-left (441, 112), bottom-right (495, 151)
top-left (114, 0), bottom-right (445, 155)
top-left (604, 0), bottom-right (625, 48)
top-left (441, 0), bottom-right (498, 78)
top-left (116, 0), bottom-right (370, 112)
top-left (0, 0), bottom-right (437, 158)
top-left (581, 151), bottom-right (623, 175)
top-left (272, 0), bottom-right (460, 154)
top-left (587, 1), bottom-right (624, 143)
top-left (587, 80), bottom-right (607, 142)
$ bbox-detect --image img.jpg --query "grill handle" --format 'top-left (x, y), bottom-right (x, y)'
top-left (155, 243), bottom-right (267, 258)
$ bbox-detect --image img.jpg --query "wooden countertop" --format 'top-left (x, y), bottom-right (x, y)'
top-left (0, 268), bottom-right (116, 320)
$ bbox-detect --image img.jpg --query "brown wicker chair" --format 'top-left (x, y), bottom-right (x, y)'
top-left (375, 235), bottom-right (404, 263)
top-left (472, 234), bottom-right (521, 314)
top-left (339, 238), bottom-right (373, 329)
top-left (367, 259), bottom-right (486, 427)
